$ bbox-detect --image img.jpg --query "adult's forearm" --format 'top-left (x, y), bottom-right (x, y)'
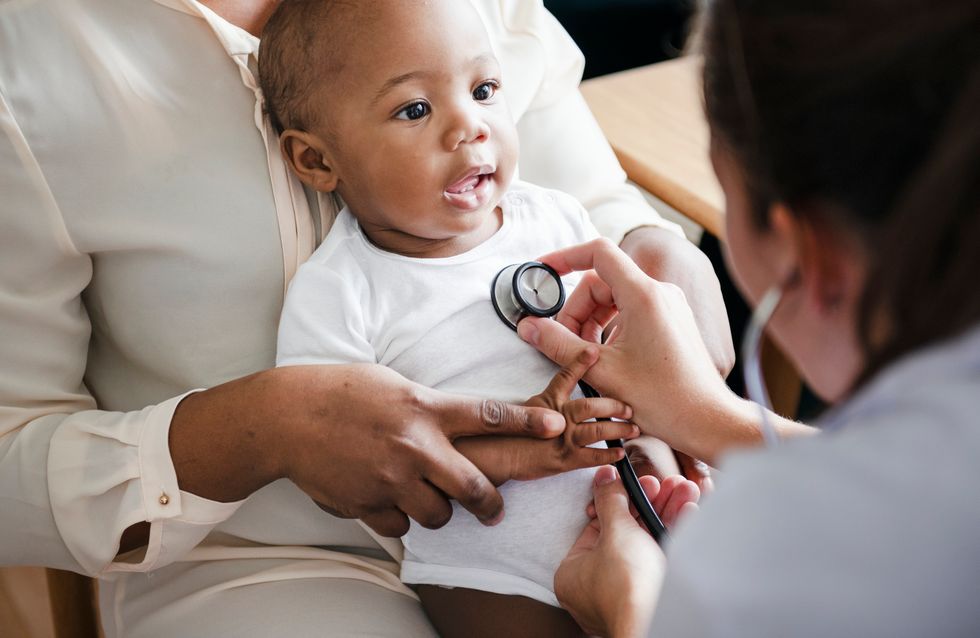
top-left (118, 369), bottom-right (288, 554)
top-left (168, 369), bottom-right (286, 503)
top-left (670, 393), bottom-right (816, 467)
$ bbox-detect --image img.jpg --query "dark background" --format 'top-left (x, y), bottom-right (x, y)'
top-left (544, 0), bottom-right (695, 79)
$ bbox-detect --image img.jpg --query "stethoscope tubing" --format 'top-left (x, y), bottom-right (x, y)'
top-left (578, 380), bottom-right (669, 544)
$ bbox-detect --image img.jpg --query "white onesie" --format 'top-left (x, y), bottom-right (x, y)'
top-left (276, 181), bottom-right (600, 606)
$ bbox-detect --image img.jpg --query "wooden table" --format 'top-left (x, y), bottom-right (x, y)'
top-left (583, 57), bottom-right (803, 417)
top-left (581, 56), bottom-right (725, 238)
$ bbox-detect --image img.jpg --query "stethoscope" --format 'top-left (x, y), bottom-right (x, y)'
top-left (491, 262), bottom-right (670, 544)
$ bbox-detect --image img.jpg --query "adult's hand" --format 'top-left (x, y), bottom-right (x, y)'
top-left (456, 347), bottom-right (638, 485)
top-left (518, 238), bottom-right (763, 465)
top-left (555, 466), bottom-right (675, 638)
top-left (168, 363), bottom-right (568, 540)
top-left (619, 226), bottom-right (734, 377)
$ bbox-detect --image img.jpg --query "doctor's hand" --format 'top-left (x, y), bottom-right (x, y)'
top-left (168, 363), bottom-right (570, 541)
top-left (555, 466), bottom-right (670, 638)
top-left (619, 226), bottom-right (734, 377)
top-left (518, 238), bottom-right (747, 466)
top-left (455, 347), bottom-right (639, 485)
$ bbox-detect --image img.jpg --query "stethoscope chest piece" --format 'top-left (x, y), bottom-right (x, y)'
top-left (491, 262), bottom-right (566, 330)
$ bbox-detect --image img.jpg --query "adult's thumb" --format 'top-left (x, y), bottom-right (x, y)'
top-left (518, 316), bottom-right (590, 369)
top-left (591, 465), bottom-right (636, 535)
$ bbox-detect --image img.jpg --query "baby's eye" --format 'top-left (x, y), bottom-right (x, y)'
top-left (472, 81), bottom-right (497, 102)
top-left (395, 102), bottom-right (430, 121)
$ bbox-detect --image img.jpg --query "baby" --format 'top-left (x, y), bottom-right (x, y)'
top-left (261, 0), bottom-right (693, 634)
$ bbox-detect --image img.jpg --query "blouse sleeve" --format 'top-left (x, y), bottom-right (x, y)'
top-left (0, 91), bottom-right (243, 577)
top-left (497, 0), bottom-right (685, 244)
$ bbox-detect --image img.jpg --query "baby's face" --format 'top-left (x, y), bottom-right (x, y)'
top-left (312, 0), bottom-right (518, 254)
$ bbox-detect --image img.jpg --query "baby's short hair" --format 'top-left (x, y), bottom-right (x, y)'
top-left (258, 0), bottom-right (358, 134)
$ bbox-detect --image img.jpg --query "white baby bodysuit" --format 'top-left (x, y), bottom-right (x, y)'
top-left (276, 181), bottom-right (600, 606)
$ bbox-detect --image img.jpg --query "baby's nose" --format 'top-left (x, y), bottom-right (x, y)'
top-left (444, 110), bottom-right (491, 149)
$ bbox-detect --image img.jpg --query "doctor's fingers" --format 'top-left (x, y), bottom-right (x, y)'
top-left (653, 476), bottom-right (700, 529)
top-left (539, 238), bottom-right (651, 294)
top-left (590, 466), bottom-right (643, 536)
top-left (419, 440), bottom-right (506, 527)
top-left (519, 316), bottom-right (609, 388)
top-left (555, 270), bottom-right (618, 342)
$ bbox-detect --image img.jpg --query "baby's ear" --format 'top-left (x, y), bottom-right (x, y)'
top-left (280, 129), bottom-right (338, 192)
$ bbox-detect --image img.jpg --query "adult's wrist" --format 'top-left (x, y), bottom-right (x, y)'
top-left (654, 387), bottom-right (765, 467)
top-left (169, 368), bottom-right (288, 503)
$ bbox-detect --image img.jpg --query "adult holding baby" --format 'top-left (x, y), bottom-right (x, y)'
top-left (0, 0), bottom-right (729, 635)
top-left (519, 0), bottom-right (980, 635)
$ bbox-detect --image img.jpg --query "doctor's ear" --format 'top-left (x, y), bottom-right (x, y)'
top-left (768, 203), bottom-right (864, 317)
top-left (279, 129), bottom-right (339, 192)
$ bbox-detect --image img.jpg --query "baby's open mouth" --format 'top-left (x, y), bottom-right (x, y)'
top-left (445, 167), bottom-right (494, 195)
top-left (444, 165), bottom-right (496, 210)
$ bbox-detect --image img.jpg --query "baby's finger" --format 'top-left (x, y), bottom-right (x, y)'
top-left (555, 270), bottom-right (617, 342)
top-left (555, 446), bottom-right (625, 474)
top-left (564, 397), bottom-right (633, 428)
top-left (530, 346), bottom-right (600, 409)
top-left (570, 420), bottom-right (639, 447)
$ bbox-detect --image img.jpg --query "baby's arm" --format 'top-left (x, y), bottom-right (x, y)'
top-left (276, 261), bottom-right (375, 367)
top-left (454, 349), bottom-right (638, 485)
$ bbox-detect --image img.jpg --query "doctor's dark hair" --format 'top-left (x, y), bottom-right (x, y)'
top-left (699, 0), bottom-right (980, 382)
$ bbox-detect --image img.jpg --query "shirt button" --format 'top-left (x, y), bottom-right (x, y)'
top-left (159, 493), bottom-right (170, 506)
top-left (512, 197), bottom-right (524, 206)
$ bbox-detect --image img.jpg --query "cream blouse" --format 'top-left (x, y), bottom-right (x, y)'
top-left (0, 0), bottom-right (681, 585)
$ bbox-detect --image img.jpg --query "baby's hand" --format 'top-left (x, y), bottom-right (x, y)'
top-left (455, 348), bottom-right (638, 485)
top-left (585, 473), bottom-right (700, 531)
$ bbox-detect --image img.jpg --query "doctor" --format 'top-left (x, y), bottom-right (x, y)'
top-left (519, 0), bottom-right (980, 635)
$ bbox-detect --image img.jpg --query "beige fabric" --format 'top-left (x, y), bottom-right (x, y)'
top-left (0, 0), bottom-right (681, 633)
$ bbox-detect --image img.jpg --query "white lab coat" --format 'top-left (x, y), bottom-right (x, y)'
top-left (0, 0), bottom-right (679, 634)
top-left (650, 324), bottom-right (980, 637)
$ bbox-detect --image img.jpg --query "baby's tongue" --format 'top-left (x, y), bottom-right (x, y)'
top-left (446, 174), bottom-right (479, 194)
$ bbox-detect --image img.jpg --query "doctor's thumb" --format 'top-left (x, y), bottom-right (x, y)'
top-left (518, 316), bottom-right (589, 369)
top-left (591, 466), bottom-right (636, 534)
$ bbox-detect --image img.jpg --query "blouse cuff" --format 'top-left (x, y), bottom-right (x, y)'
top-left (103, 392), bottom-right (246, 574)
top-left (48, 391), bottom-right (245, 576)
